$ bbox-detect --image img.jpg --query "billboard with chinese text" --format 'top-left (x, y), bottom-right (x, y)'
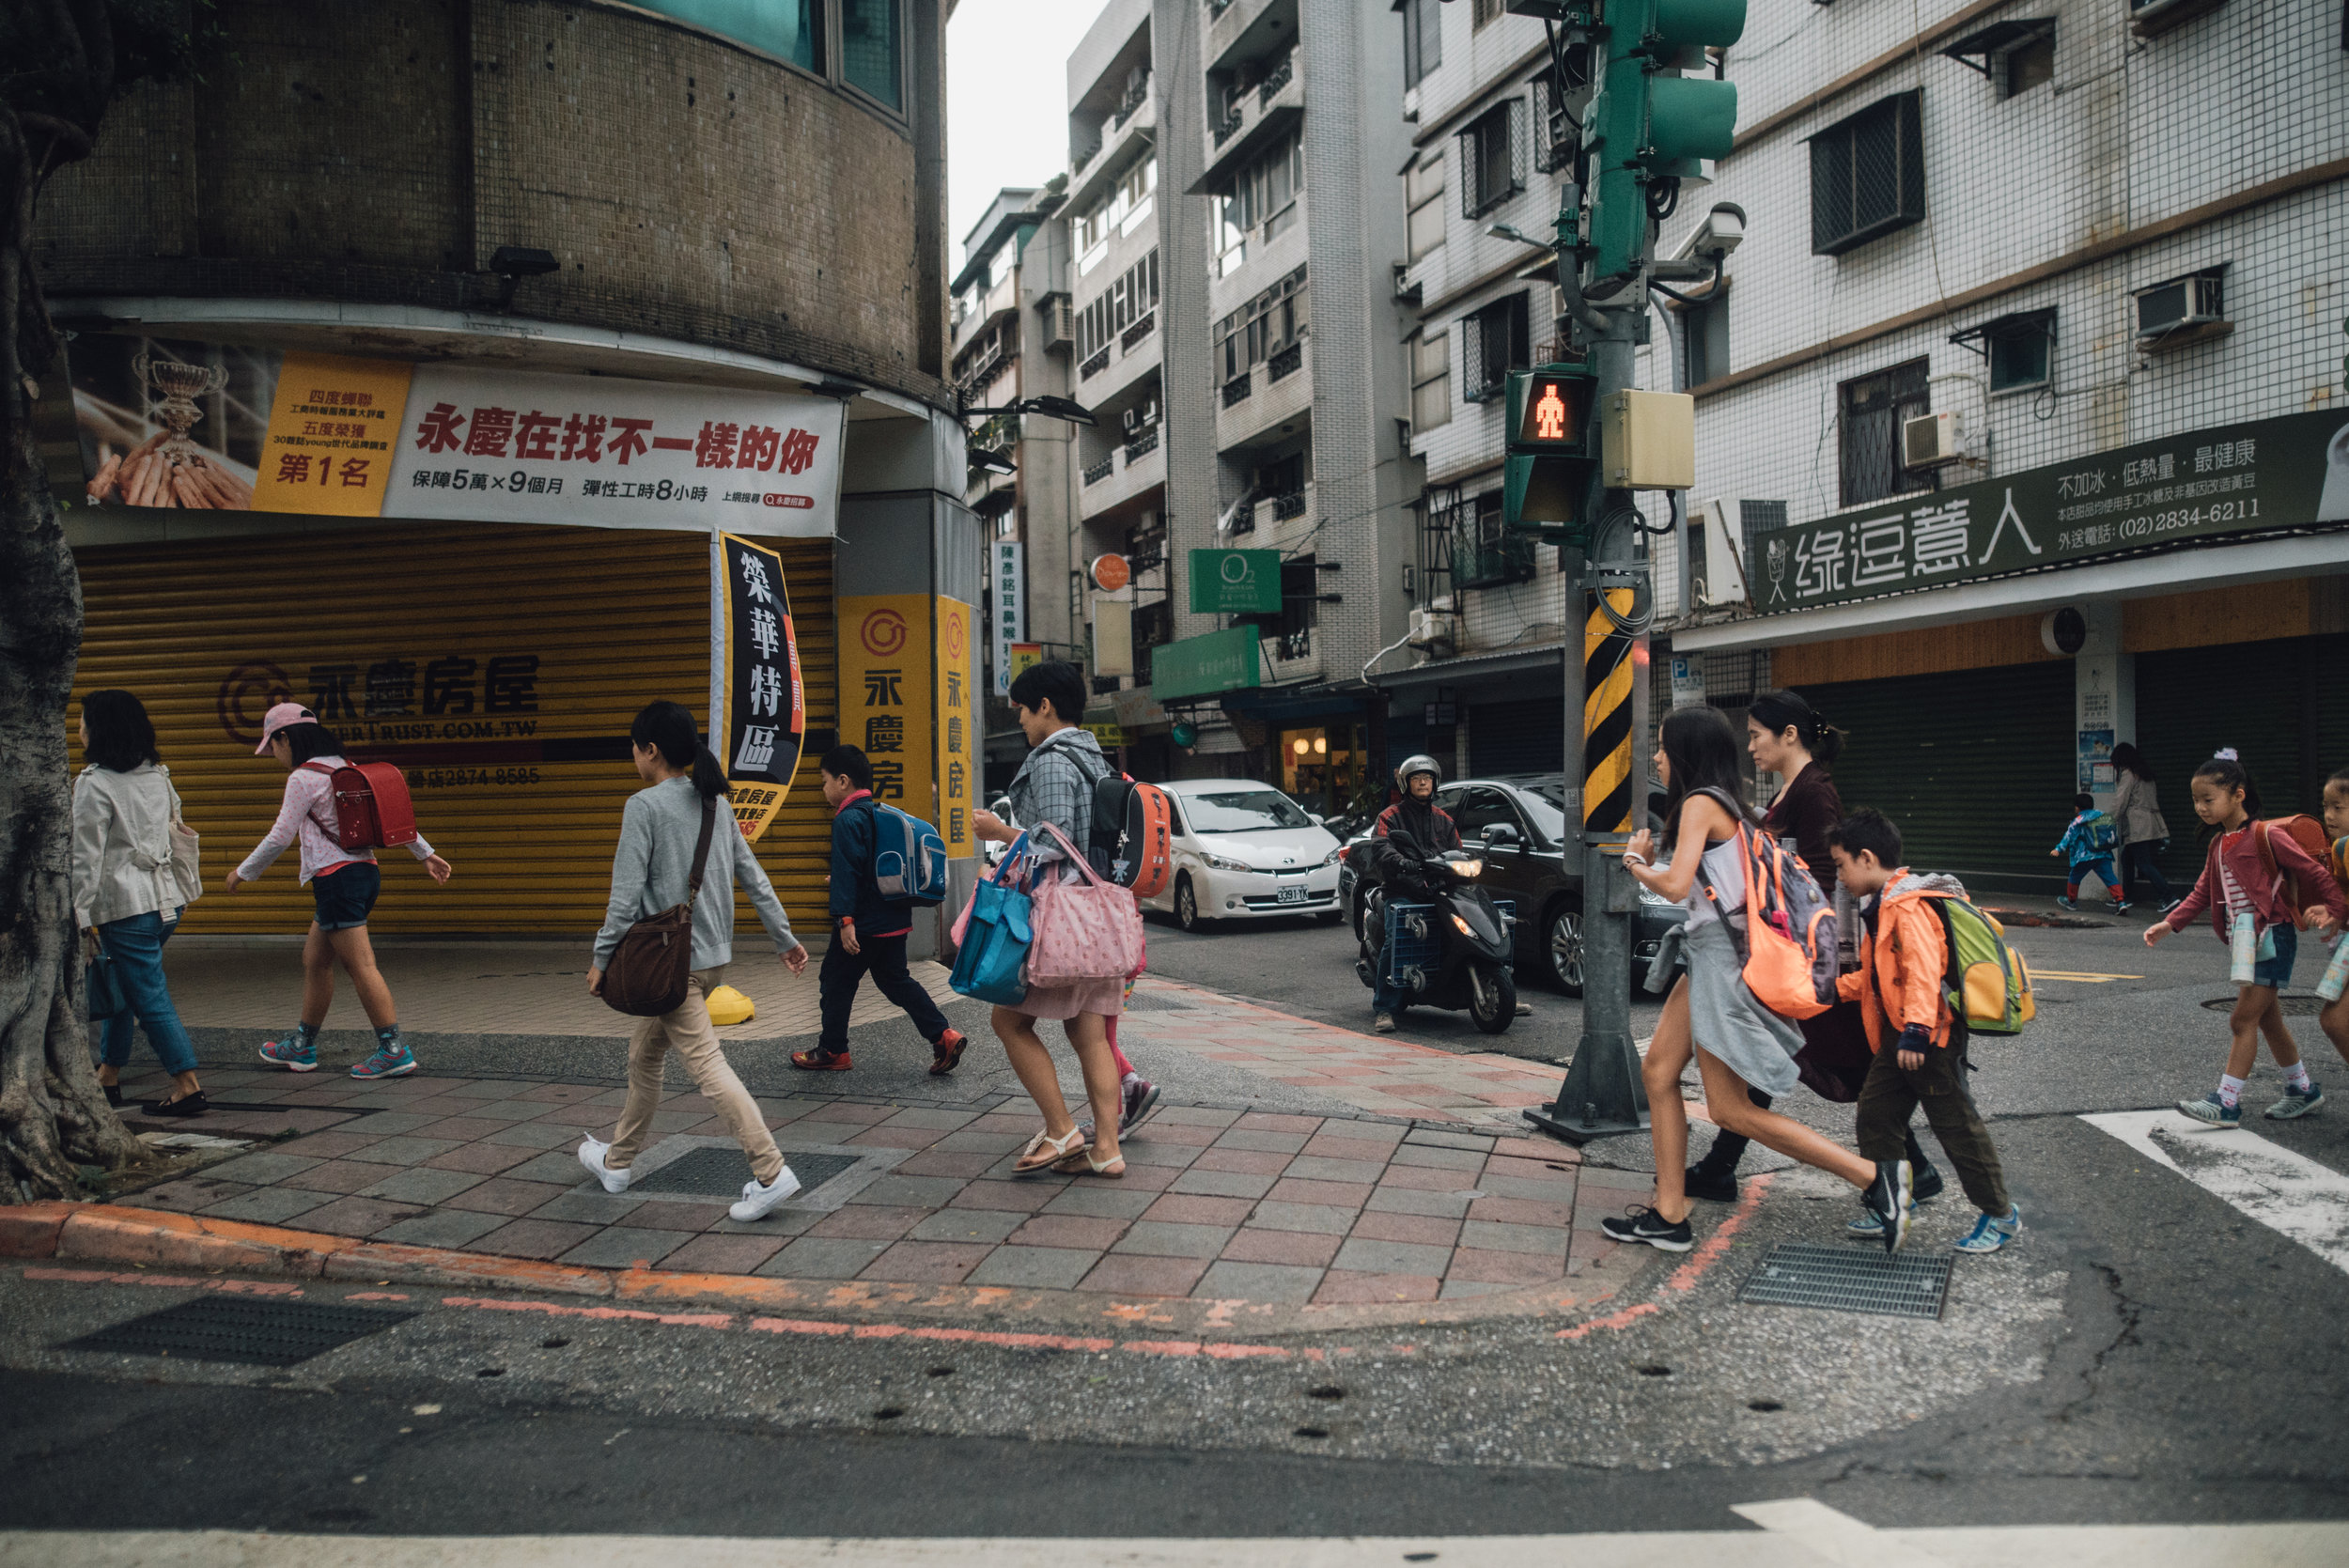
top-left (67, 334), bottom-right (843, 538)
top-left (1749, 411), bottom-right (2349, 616)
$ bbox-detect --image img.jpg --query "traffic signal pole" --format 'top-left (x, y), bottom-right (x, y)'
top-left (1518, 0), bottom-right (1743, 1146)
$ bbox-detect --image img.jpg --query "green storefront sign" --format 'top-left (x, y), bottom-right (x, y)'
top-left (1151, 626), bottom-right (1262, 701)
top-left (1188, 549), bottom-right (1283, 614)
top-left (1750, 410), bottom-right (2349, 615)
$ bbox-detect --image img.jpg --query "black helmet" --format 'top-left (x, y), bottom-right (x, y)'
top-left (1393, 753), bottom-right (1443, 791)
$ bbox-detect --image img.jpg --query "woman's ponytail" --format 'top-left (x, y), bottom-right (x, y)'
top-left (691, 746), bottom-right (731, 801)
top-left (630, 699), bottom-right (731, 800)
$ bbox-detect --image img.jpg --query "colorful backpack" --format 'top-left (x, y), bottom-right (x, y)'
top-left (1692, 786), bottom-right (1838, 1019)
top-left (2082, 813), bottom-right (2118, 853)
top-left (303, 760), bottom-right (416, 851)
top-left (1922, 892), bottom-right (2035, 1035)
top-left (1071, 750), bottom-right (1174, 898)
top-left (2253, 815), bottom-right (2337, 930)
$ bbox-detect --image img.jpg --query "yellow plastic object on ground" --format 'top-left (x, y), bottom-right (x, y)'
top-left (704, 985), bottom-right (756, 1027)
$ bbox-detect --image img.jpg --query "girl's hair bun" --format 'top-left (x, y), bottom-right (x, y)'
top-left (2214, 747), bottom-right (2239, 761)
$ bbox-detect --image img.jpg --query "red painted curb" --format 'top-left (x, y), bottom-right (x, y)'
top-left (0, 1202), bottom-right (73, 1260)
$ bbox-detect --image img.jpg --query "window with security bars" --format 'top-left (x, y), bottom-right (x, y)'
top-left (1458, 100), bottom-right (1528, 219)
top-left (1452, 491), bottom-right (1535, 589)
top-left (1529, 50), bottom-right (1592, 172)
top-left (1460, 293), bottom-right (1530, 403)
top-left (1737, 500), bottom-right (1787, 575)
top-left (1810, 91), bottom-right (1925, 256)
top-left (1838, 359), bottom-right (1935, 507)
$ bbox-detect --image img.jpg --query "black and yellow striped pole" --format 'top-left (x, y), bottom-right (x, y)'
top-left (1581, 584), bottom-right (1637, 844)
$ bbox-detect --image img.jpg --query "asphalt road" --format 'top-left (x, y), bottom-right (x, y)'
top-left (8, 901), bottom-right (2348, 1542)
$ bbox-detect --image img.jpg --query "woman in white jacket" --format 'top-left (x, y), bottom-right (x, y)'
top-left (73, 690), bottom-right (206, 1116)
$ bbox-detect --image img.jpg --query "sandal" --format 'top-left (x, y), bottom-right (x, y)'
top-left (1053, 1143), bottom-right (1127, 1179)
top-left (1013, 1125), bottom-right (1086, 1173)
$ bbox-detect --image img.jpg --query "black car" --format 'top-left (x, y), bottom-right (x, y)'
top-left (1337, 773), bottom-right (1684, 996)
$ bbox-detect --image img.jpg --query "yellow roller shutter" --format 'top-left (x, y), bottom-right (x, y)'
top-left (70, 521), bottom-right (836, 939)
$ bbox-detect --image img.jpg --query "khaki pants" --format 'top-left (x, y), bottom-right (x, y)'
top-left (607, 968), bottom-right (784, 1187)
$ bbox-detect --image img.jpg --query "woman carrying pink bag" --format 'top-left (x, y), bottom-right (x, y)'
top-left (970, 662), bottom-right (1149, 1178)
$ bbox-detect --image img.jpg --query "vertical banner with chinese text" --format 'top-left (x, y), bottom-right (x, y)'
top-left (837, 595), bottom-right (935, 820)
top-left (935, 598), bottom-right (976, 858)
top-left (990, 541), bottom-right (1024, 698)
top-left (712, 533), bottom-right (805, 841)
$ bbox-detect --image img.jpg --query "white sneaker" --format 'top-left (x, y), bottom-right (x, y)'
top-left (730, 1165), bottom-right (803, 1222)
top-left (577, 1137), bottom-right (630, 1194)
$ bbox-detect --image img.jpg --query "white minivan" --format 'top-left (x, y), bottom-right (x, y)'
top-left (1144, 779), bottom-right (1346, 932)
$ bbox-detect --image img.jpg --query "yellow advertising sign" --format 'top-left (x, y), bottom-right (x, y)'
top-left (248, 352), bottom-right (414, 516)
top-left (935, 597), bottom-right (976, 858)
top-left (837, 594), bottom-right (935, 820)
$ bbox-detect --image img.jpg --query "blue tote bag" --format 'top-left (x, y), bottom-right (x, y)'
top-left (950, 835), bottom-right (1034, 1006)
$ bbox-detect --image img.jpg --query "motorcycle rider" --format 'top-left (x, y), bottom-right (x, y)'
top-left (1363, 755), bottom-right (1462, 1033)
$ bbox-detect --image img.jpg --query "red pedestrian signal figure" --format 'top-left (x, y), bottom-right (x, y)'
top-left (1534, 382), bottom-right (1567, 442)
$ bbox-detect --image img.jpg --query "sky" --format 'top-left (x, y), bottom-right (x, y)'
top-left (947, 0), bottom-right (1113, 266)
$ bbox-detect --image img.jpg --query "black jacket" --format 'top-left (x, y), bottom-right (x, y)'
top-left (1367, 796), bottom-right (1461, 896)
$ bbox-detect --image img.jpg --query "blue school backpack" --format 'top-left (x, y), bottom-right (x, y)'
top-left (2082, 812), bottom-right (2118, 854)
top-left (867, 802), bottom-right (948, 907)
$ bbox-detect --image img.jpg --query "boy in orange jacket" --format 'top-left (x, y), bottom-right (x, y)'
top-left (1828, 808), bottom-right (2022, 1256)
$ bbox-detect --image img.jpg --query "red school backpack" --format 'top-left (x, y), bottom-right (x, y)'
top-left (1691, 785), bottom-right (1839, 1020)
top-left (2252, 815), bottom-right (2338, 930)
top-left (303, 760), bottom-right (418, 852)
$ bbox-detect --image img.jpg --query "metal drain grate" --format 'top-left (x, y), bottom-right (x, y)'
top-left (1736, 1241), bottom-right (1952, 1321)
top-left (63, 1296), bottom-right (415, 1366)
top-left (632, 1146), bottom-right (863, 1198)
top-left (1119, 993), bottom-right (1195, 1013)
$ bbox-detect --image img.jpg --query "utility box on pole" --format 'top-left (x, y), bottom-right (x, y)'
top-left (1601, 389), bottom-right (1697, 489)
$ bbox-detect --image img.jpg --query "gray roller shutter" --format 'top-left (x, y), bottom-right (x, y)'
top-left (1470, 697), bottom-right (1565, 777)
top-left (1798, 661), bottom-right (2073, 895)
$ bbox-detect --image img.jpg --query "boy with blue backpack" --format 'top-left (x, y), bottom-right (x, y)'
top-left (2051, 791), bottom-right (2128, 913)
top-left (790, 745), bottom-right (967, 1076)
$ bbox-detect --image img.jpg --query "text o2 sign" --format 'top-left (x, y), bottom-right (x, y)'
top-left (1220, 552), bottom-right (1252, 585)
top-left (1091, 553), bottom-right (1131, 593)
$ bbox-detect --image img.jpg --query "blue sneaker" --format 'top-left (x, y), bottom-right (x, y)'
top-left (2055, 895), bottom-right (2079, 911)
top-left (257, 1035), bottom-right (318, 1072)
top-left (2177, 1092), bottom-right (2241, 1127)
top-left (350, 1043), bottom-right (417, 1079)
top-left (1955, 1205), bottom-right (2023, 1254)
top-left (2265, 1082), bottom-right (2324, 1120)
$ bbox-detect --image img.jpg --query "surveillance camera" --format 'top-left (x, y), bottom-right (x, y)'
top-left (1690, 204), bottom-right (1745, 261)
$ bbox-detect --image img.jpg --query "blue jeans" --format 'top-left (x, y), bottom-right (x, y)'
top-left (97, 909), bottom-right (198, 1076)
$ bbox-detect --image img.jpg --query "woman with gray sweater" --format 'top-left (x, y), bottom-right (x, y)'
top-left (581, 701), bottom-right (809, 1222)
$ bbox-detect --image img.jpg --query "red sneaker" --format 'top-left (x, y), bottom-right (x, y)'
top-left (929, 1029), bottom-right (969, 1077)
top-left (789, 1046), bottom-right (852, 1071)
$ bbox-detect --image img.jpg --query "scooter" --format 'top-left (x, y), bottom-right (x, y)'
top-left (1355, 849), bottom-right (1517, 1034)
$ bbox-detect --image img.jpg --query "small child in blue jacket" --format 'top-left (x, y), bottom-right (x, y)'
top-left (2051, 791), bottom-right (2129, 914)
top-left (790, 745), bottom-right (967, 1076)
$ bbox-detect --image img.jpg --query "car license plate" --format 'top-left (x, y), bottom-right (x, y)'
top-left (1276, 884), bottom-right (1306, 905)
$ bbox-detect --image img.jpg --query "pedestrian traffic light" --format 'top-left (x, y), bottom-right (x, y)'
top-left (1503, 363), bottom-right (1597, 536)
top-left (1584, 0), bottom-right (1747, 287)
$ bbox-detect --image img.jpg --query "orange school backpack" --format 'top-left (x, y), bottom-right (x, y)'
top-left (2254, 815), bottom-right (2337, 930)
top-left (1692, 786), bottom-right (1838, 1020)
top-left (303, 760), bottom-right (418, 852)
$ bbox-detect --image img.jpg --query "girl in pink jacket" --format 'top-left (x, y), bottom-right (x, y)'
top-left (2146, 752), bottom-right (2344, 1126)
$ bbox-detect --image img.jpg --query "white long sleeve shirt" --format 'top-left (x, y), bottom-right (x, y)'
top-left (235, 757), bottom-right (434, 885)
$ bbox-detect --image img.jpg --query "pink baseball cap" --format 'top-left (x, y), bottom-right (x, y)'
top-left (255, 702), bottom-right (317, 754)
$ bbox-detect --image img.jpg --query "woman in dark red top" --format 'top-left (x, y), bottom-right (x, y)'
top-left (1685, 689), bottom-right (1941, 1203)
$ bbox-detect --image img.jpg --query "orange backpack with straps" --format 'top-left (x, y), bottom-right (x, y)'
top-left (1691, 786), bottom-right (1839, 1020)
top-left (2253, 815), bottom-right (2334, 930)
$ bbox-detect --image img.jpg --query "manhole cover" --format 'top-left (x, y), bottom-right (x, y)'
top-left (63, 1296), bottom-right (415, 1366)
top-left (632, 1146), bottom-right (863, 1197)
top-left (1736, 1241), bottom-right (1952, 1321)
top-left (2201, 994), bottom-right (2325, 1016)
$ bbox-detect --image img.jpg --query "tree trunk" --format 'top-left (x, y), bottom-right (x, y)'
top-left (0, 98), bottom-right (156, 1201)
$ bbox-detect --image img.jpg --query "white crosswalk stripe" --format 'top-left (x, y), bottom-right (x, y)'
top-left (2081, 1109), bottom-right (2349, 1276)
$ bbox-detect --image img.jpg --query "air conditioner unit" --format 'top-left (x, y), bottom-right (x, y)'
top-left (2135, 272), bottom-right (2227, 346)
top-left (1691, 498), bottom-right (1751, 608)
top-left (1902, 411), bottom-right (1964, 467)
top-left (1043, 296), bottom-right (1073, 349)
top-left (1408, 606), bottom-right (1455, 651)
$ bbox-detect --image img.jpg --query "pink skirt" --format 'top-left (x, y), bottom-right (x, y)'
top-left (1011, 975), bottom-right (1124, 1020)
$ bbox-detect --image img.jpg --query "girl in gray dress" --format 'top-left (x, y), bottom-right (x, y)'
top-left (1602, 706), bottom-right (1912, 1253)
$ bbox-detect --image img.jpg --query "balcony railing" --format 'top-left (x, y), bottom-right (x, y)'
top-left (1124, 426), bottom-right (1161, 462)
top-left (1080, 344), bottom-right (1112, 380)
top-left (1112, 76), bottom-right (1151, 128)
top-left (1269, 489), bottom-right (1306, 521)
top-left (1228, 505), bottom-right (1255, 536)
top-left (1120, 311), bottom-right (1157, 351)
top-left (1270, 628), bottom-right (1312, 661)
top-left (1221, 370), bottom-right (1253, 408)
top-left (1257, 53), bottom-right (1294, 106)
top-left (1267, 340), bottom-right (1302, 381)
top-left (1071, 135), bottom-right (1103, 171)
top-left (1083, 457), bottom-right (1116, 486)
top-left (1212, 107), bottom-right (1243, 146)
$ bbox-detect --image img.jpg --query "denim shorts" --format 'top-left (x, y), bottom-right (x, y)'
top-left (312, 862), bottom-right (381, 931)
top-left (2254, 922), bottom-right (2298, 990)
